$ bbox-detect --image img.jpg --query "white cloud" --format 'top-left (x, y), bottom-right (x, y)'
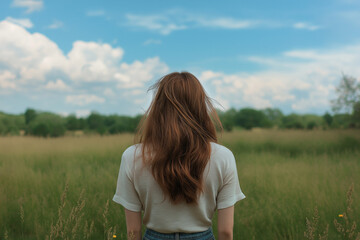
top-left (115, 57), bottom-right (169, 88)
top-left (66, 41), bottom-right (124, 82)
top-left (283, 50), bottom-right (322, 60)
top-left (3, 18), bottom-right (360, 114)
top-left (273, 94), bottom-right (296, 102)
top-left (336, 10), bottom-right (360, 24)
top-left (199, 44), bottom-right (360, 113)
top-left (0, 20), bottom-right (168, 88)
top-left (0, 71), bottom-right (17, 89)
top-left (47, 20), bottom-right (63, 29)
top-left (125, 11), bottom-right (267, 35)
top-left (0, 19), bottom-right (170, 114)
top-left (125, 14), bottom-right (187, 35)
top-left (143, 39), bottom-right (162, 45)
top-left (5, 17), bottom-right (33, 28)
top-left (75, 109), bottom-right (91, 118)
top-left (293, 22), bottom-right (320, 31)
top-left (58, 110), bottom-right (92, 118)
top-left (0, 20), bottom-right (67, 83)
top-left (12, 0), bottom-right (43, 13)
top-left (123, 89), bottom-right (143, 97)
top-left (199, 71), bottom-right (224, 82)
top-left (57, 111), bottom-right (69, 117)
top-left (194, 17), bottom-right (257, 29)
top-left (44, 79), bottom-right (71, 91)
top-left (66, 94), bottom-right (105, 106)
top-left (134, 99), bottom-right (146, 104)
top-left (291, 85), bottom-right (330, 111)
top-left (86, 10), bottom-right (105, 17)
top-left (103, 88), bottom-right (115, 97)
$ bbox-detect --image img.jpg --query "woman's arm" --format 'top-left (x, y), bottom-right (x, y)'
top-left (217, 206), bottom-right (234, 240)
top-left (124, 209), bottom-right (142, 240)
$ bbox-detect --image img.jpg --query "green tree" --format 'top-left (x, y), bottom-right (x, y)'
top-left (352, 102), bottom-right (360, 128)
top-left (332, 114), bottom-right (352, 128)
top-left (87, 112), bottom-right (106, 134)
top-left (27, 112), bottom-right (66, 137)
top-left (65, 115), bottom-right (85, 130)
top-left (0, 112), bottom-right (25, 135)
top-left (331, 74), bottom-right (360, 114)
top-left (218, 108), bottom-right (236, 131)
top-left (25, 108), bottom-right (37, 125)
top-left (281, 114), bottom-right (305, 129)
top-left (323, 112), bottom-right (333, 127)
top-left (235, 108), bottom-right (270, 130)
top-left (261, 108), bottom-right (283, 127)
top-left (306, 121), bottom-right (317, 130)
top-left (0, 120), bottom-right (6, 135)
top-left (32, 123), bottom-right (49, 137)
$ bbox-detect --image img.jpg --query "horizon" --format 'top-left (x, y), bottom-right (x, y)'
top-left (0, 105), bottom-right (341, 119)
top-left (1, 0), bottom-right (360, 117)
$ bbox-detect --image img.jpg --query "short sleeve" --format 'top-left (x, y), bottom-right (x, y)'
top-left (112, 150), bottom-right (142, 212)
top-left (216, 151), bottom-right (246, 209)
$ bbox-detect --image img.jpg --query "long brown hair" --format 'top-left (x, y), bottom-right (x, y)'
top-left (136, 72), bottom-right (222, 204)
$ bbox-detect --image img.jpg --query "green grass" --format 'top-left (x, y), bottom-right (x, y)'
top-left (0, 129), bottom-right (359, 239)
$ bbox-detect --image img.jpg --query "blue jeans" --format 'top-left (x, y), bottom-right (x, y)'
top-left (143, 227), bottom-right (215, 240)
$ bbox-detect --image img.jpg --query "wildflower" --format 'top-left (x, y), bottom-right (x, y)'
top-left (113, 234), bottom-right (116, 238)
top-left (338, 214), bottom-right (343, 217)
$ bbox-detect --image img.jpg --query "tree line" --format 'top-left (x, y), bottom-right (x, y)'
top-left (0, 107), bottom-right (357, 137)
top-left (0, 110), bottom-right (143, 137)
top-left (1, 74), bottom-right (359, 137)
top-left (217, 108), bottom-right (357, 131)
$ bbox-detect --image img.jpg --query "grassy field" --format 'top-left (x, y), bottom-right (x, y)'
top-left (0, 129), bottom-right (359, 239)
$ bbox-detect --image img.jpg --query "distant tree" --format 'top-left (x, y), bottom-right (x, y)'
top-left (27, 112), bottom-right (66, 137)
top-left (32, 123), bottom-right (49, 137)
top-left (117, 116), bottom-right (142, 132)
top-left (352, 102), bottom-right (360, 128)
top-left (0, 112), bottom-right (24, 135)
top-left (66, 114), bottom-right (84, 130)
top-left (323, 112), bottom-right (333, 127)
top-left (332, 113), bottom-right (352, 128)
top-left (108, 121), bottom-right (127, 134)
top-left (331, 74), bottom-right (360, 114)
top-left (133, 114), bottom-right (143, 130)
top-left (281, 114), bottom-right (305, 129)
top-left (306, 121), bottom-right (317, 130)
top-left (261, 108), bottom-right (283, 127)
top-left (87, 112), bottom-right (106, 134)
top-left (0, 121), bottom-right (5, 135)
top-left (235, 108), bottom-right (270, 130)
top-left (218, 108), bottom-right (236, 131)
top-left (87, 112), bottom-right (103, 129)
top-left (25, 108), bottom-right (37, 125)
top-left (302, 114), bottom-right (323, 129)
top-left (103, 115), bottom-right (113, 128)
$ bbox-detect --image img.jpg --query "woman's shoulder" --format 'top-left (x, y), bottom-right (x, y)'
top-left (209, 142), bottom-right (237, 169)
top-left (210, 142), bottom-right (234, 158)
top-left (122, 144), bottom-right (143, 161)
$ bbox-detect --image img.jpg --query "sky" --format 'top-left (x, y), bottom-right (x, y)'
top-left (0, 0), bottom-right (360, 117)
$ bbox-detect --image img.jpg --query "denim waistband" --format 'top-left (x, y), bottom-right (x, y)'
top-left (143, 227), bottom-right (214, 240)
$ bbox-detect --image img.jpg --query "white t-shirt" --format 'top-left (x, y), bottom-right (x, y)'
top-left (112, 142), bottom-right (246, 233)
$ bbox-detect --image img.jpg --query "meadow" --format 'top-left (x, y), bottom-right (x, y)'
top-left (0, 129), bottom-right (359, 240)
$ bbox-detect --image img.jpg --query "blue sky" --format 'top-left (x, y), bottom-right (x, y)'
top-left (1, 0), bottom-right (360, 117)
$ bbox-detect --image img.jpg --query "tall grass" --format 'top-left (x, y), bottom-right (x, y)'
top-left (304, 183), bottom-right (360, 240)
top-left (0, 129), bottom-right (359, 239)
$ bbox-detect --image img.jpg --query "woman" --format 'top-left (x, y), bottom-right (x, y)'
top-left (113, 72), bottom-right (245, 240)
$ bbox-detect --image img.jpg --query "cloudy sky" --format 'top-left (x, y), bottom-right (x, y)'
top-left (1, 0), bottom-right (360, 117)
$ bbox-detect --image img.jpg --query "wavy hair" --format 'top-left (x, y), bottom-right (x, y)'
top-left (136, 72), bottom-right (222, 204)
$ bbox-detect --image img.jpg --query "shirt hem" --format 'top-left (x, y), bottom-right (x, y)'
top-left (112, 195), bottom-right (142, 212)
top-left (217, 193), bottom-right (246, 209)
